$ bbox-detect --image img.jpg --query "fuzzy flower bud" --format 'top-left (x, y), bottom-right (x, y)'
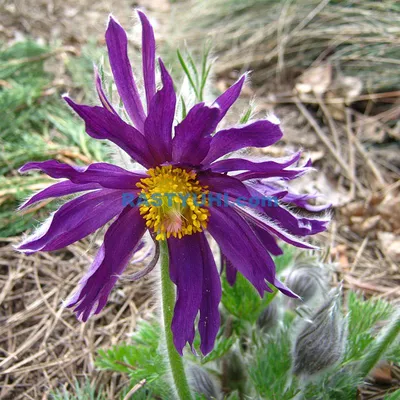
top-left (286, 262), bottom-right (329, 305)
top-left (292, 287), bottom-right (346, 378)
top-left (188, 364), bottom-right (221, 399)
top-left (221, 348), bottom-right (247, 395)
top-left (257, 301), bottom-right (279, 332)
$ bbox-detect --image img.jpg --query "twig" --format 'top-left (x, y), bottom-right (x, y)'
top-left (350, 236), bottom-right (369, 273)
top-left (352, 133), bottom-right (386, 187)
top-left (123, 379), bottom-right (147, 400)
top-left (295, 98), bottom-right (365, 195)
top-left (316, 94), bottom-right (341, 152)
top-left (268, 90), bottom-right (400, 105)
top-left (344, 275), bottom-right (393, 294)
top-left (345, 108), bottom-right (356, 200)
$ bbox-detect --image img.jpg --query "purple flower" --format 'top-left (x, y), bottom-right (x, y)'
top-left (17, 12), bottom-right (330, 355)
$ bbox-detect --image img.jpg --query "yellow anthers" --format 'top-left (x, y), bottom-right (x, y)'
top-left (137, 165), bottom-right (209, 240)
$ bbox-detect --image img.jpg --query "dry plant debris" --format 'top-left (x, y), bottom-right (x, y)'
top-left (0, 238), bottom-right (157, 399)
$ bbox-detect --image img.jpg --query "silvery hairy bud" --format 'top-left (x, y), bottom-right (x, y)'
top-left (285, 260), bottom-right (329, 305)
top-left (221, 348), bottom-right (247, 395)
top-left (292, 287), bottom-right (346, 378)
top-left (256, 301), bottom-right (279, 332)
top-left (188, 364), bottom-right (222, 400)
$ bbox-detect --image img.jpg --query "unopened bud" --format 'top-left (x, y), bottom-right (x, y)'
top-left (286, 262), bottom-right (329, 304)
top-left (188, 364), bottom-right (221, 400)
top-left (292, 288), bottom-right (346, 378)
top-left (257, 301), bottom-right (279, 332)
top-left (221, 348), bottom-right (247, 395)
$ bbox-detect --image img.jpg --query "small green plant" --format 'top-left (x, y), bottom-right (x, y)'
top-left (0, 40), bottom-right (107, 237)
top-left (51, 379), bottom-right (106, 400)
top-left (177, 45), bottom-right (213, 103)
top-left (96, 321), bottom-right (171, 399)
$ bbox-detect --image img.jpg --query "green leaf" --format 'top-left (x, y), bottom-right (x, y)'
top-left (248, 326), bottom-right (298, 400)
top-left (177, 49), bottom-right (199, 99)
top-left (199, 43), bottom-right (212, 101)
top-left (180, 95), bottom-right (187, 120)
top-left (273, 244), bottom-right (295, 274)
top-left (345, 292), bottom-right (394, 362)
top-left (225, 391), bottom-right (241, 400)
top-left (384, 390), bottom-right (400, 400)
top-left (201, 335), bottom-right (236, 364)
top-left (221, 271), bottom-right (277, 326)
top-left (239, 105), bottom-right (254, 124)
top-left (95, 321), bottom-right (171, 399)
top-left (50, 378), bottom-right (106, 400)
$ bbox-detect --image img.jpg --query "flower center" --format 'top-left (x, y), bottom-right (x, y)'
top-left (137, 165), bottom-right (209, 240)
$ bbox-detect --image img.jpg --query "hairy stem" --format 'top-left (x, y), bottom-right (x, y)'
top-left (159, 240), bottom-right (193, 400)
top-left (358, 308), bottom-right (400, 378)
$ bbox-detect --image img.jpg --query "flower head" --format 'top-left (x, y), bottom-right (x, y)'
top-left (17, 11), bottom-right (330, 355)
top-left (292, 287), bottom-right (346, 378)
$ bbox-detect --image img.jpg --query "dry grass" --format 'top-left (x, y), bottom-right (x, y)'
top-left (0, 238), bottom-right (157, 399)
top-left (171, 0), bottom-right (400, 93)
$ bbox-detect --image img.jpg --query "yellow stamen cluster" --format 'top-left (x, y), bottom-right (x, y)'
top-left (137, 165), bottom-right (209, 241)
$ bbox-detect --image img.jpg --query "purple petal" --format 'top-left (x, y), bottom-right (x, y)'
top-left (198, 172), bottom-right (252, 205)
top-left (235, 161), bottom-right (312, 181)
top-left (20, 160), bottom-right (146, 190)
top-left (198, 233), bottom-right (221, 355)
top-left (65, 207), bottom-right (146, 321)
top-left (131, 238), bottom-right (154, 264)
top-left (249, 181), bottom-right (331, 212)
top-left (213, 74), bottom-right (246, 124)
top-left (251, 225), bottom-right (283, 256)
top-left (246, 181), bottom-right (289, 199)
top-left (137, 10), bottom-right (156, 109)
top-left (202, 120), bottom-right (283, 165)
top-left (282, 191), bottom-right (331, 212)
top-left (144, 59), bottom-right (176, 163)
top-left (207, 206), bottom-right (275, 296)
top-left (209, 151), bottom-right (301, 173)
top-left (172, 103), bottom-right (221, 164)
top-left (260, 246), bottom-right (299, 299)
top-left (234, 205), bottom-right (318, 250)
top-left (244, 185), bottom-right (329, 237)
top-left (19, 181), bottom-right (100, 210)
top-left (94, 66), bottom-right (117, 115)
top-left (17, 189), bottom-right (126, 253)
top-left (106, 16), bottom-right (146, 131)
top-left (168, 235), bottom-right (203, 355)
top-left (273, 277), bottom-right (299, 298)
top-left (262, 203), bottom-right (329, 236)
top-left (224, 257), bottom-right (237, 286)
top-left (64, 97), bottom-right (156, 168)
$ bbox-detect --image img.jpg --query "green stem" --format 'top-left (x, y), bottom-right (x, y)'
top-left (358, 308), bottom-right (400, 378)
top-left (159, 240), bottom-right (193, 400)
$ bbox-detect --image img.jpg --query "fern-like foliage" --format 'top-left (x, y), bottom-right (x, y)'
top-left (96, 321), bottom-right (171, 399)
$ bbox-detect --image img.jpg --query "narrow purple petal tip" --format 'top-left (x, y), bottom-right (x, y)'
top-left (105, 15), bottom-right (146, 131)
top-left (138, 10), bottom-right (156, 109)
top-left (213, 74), bottom-right (247, 124)
top-left (143, 57), bottom-right (176, 164)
